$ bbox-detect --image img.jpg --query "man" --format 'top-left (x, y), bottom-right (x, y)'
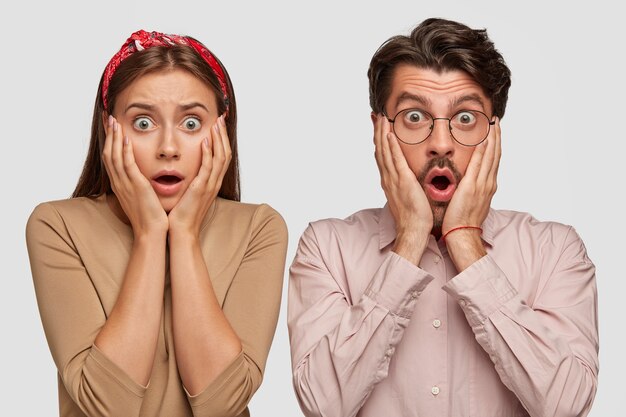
top-left (288, 18), bottom-right (598, 417)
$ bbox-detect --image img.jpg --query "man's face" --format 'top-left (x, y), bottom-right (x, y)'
top-left (383, 64), bottom-right (494, 229)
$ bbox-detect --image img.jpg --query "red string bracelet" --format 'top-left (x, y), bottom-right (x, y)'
top-left (442, 226), bottom-right (483, 242)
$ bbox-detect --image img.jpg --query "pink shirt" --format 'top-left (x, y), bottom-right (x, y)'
top-left (288, 206), bottom-right (598, 417)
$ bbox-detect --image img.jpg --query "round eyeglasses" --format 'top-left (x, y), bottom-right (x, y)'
top-left (385, 108), bottom-right (495, 146)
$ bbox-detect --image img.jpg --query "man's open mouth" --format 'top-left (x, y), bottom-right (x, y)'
top-left (423, 167), bottom-right (457, 202)
top-left (431, 175), bottom-right (451, 191)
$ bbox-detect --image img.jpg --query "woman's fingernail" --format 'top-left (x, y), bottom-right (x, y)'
top-left (204, 137), bottom-right (209, 146)
top-left (124, 136), bottom-right (129, 145)
top-left (108, 115), bottom-right (113, 126)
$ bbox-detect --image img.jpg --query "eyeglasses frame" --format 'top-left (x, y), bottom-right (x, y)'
top-left (384, 108), bottom-right (496, 147)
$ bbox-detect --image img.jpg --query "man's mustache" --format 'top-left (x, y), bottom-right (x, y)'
top-left (417, 158), bottom-right (462, 185)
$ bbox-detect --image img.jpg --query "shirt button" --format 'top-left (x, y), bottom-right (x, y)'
top-left (434, 255), bottom-right (441, 264)
top-left (385, 347), bottom-right (394, 358)
top-left (410, 290), bottom-right (418, 299)
top-left (432, 319), bottom-right (441, 328)
top-left (459, 299), bottom-right (467, 307)
top-left (431, 386), bottom-right (440, 396)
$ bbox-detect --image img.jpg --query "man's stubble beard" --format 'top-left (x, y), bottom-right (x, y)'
top-left (416, 157), bottom-right (463, 236)
top-left (431, 201), bottom-right (448, 233)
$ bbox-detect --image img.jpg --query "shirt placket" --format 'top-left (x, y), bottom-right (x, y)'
top-left (418, 238), bottom-right (449, 415)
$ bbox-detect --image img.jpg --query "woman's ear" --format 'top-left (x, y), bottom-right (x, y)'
top-left (102, 111), bottom-right (110, 134)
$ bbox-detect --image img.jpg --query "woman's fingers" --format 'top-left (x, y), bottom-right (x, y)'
top-left (207, 116), bottom-right (229, 189)
top-left (122, 136), bottom-right (146, 185)
top-left (218, 116), bottom-right (232, 178)
top-left (111, 119), bottom-right (126, 179)
top-left (193, 136), bottom-right (213, 188)
top-left (102, 115), bottom-right (114, 175)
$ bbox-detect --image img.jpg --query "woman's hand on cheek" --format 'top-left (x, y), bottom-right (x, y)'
top-left (168, 115), bottom-right (231, 238)
top-left (102, 115), bottom-right (168, 238)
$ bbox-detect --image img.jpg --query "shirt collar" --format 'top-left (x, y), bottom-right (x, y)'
top-left (378, 204), bottom-right (496, 250)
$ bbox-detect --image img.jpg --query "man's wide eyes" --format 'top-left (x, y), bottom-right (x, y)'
top-left (405, 110), bottom-right (426, 123)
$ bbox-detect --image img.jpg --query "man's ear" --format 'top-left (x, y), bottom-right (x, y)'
top-left (370, 112), bottom-right (377, 126)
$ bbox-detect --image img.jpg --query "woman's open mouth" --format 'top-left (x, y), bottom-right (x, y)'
top-left (151, 171), bottom-right (184, 196)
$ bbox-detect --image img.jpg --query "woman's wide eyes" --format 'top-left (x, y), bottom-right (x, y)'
top-left (182, 117), bottom-right (201, 131)
top-left (133, 117), bottom-right (154, 130)
top-left (131, 116), bottom-right (202, 131)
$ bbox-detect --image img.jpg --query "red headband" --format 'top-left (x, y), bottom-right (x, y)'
top-left (102, 30), bottom-right (229, 110)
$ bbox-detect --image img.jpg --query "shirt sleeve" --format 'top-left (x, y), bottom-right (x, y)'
top-left (25, 202), bottom-right (146, 417)
top-left (443, 226), bottom-right (598, 417)
top-left (187, 204), bottom-right (288, 417)
top-left (288, 224), bottom-right (434, 417)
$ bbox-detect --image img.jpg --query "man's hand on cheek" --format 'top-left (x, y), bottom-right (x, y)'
top-left (442, 118), bottom-right (501, 271)
top-left (374, 114), bottom-right (432, 265)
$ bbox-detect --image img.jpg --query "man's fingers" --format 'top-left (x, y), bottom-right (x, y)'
top-left (373, 114), bottom-right (385, 174)
top-left (490, 118), bottom-right (502, 179)
top-left (476, 127), bottom-right (496, 185)
top-left (463, 134), bottom-right (487, 182)
top-left (380, 118), bottom-right (398, 181)
top-left (388, 131), bottom-right (413, 176)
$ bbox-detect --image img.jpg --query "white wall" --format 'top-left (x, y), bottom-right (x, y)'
top-left (1, 1), bottom-right (622, 415)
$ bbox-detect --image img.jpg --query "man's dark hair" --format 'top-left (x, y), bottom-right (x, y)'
top-left (368, 18), bottom-right (512, 118)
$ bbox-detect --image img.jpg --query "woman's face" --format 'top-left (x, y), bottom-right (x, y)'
top-left (111, 69), bottom-right (219, 212)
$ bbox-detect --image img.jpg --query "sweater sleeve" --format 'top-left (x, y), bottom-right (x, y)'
top-left (25, 202), bottom-right (146, 417)
top-left (187, 204), bottom-right (288, 417)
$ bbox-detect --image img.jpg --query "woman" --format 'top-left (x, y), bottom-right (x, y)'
top-left (26, 30), bottom-right (288, 417)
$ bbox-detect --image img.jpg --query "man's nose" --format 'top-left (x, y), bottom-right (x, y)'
top-left (426, 118), bottom-right (454, 158)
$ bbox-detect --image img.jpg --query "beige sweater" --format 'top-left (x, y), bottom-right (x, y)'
top-left (26, 194), bottom-right (288, 417)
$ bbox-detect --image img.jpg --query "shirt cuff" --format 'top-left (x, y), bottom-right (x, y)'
top-left (364, 251), bottom-right (434, 319)
top-left (442, 255), bottom-right (517, 328)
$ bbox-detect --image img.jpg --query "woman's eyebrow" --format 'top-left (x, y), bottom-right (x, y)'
top-left (178, 102), bottom-right (210, 112)
top-left (124, 102), bottom-right (155, 113)
top-left (123, 102), bottom-right (210, 113)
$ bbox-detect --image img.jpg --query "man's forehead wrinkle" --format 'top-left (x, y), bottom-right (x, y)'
top-left (394, 75), bottom-right (481, 92)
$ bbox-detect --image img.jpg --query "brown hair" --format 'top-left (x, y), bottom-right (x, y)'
top-left (72, 41), bottom-right (240, 201)
top-left (368, 18), bottom-right (512, 118)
